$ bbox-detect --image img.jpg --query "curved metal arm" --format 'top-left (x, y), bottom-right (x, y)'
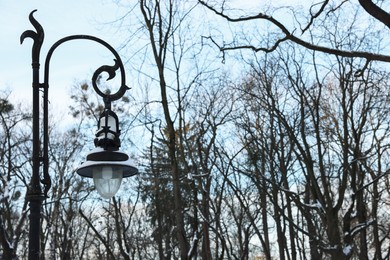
top-left (44, 35), bottom-right (130, 105)
top-left (21, 10), bottom-right (130, 105)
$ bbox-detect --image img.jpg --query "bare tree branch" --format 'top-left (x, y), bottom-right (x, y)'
top-left (358, 0), bottom-right (390, 29)
top-left (79, 208), bottom-right (116, 259)
top-left (198, 0), bottom-right (390, 63)
top-left (303, 0), bottom-right (330, 33)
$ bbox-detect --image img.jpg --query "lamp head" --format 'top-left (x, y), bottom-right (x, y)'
top-left (76, 109), bottom-right (138, 199)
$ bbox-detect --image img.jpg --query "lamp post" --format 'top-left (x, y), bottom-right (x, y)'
top-left (21, 10), bottom-right (138, 260)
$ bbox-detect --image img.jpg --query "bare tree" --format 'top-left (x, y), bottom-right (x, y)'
top-left (233, 37), bottom-right (390, 258)
top-left (0, 94), bottom-right (31, 259)
top-left (41, 124), bottom-right (93, 260)
top-left (137, 1), bottom-right (190, 256)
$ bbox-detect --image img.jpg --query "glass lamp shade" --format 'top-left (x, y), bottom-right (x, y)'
top-left (93, 166), bottom-right (123, 199)
top-left (76, 147), bottom-right (138, 199)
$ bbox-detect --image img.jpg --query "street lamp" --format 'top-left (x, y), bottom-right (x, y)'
top-left (77, 108), bottom-right (138, 199)
top-left (21, 10), bottom-right (138, 260)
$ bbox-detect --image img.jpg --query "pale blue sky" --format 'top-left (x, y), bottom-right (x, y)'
top-left (0, 0), bottom-right (127, 111)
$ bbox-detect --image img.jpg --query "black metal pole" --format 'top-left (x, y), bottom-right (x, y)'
top-left (28, 59), bottom-right (44, 260)
top-left (20, 10), bottom-right (45, 260)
